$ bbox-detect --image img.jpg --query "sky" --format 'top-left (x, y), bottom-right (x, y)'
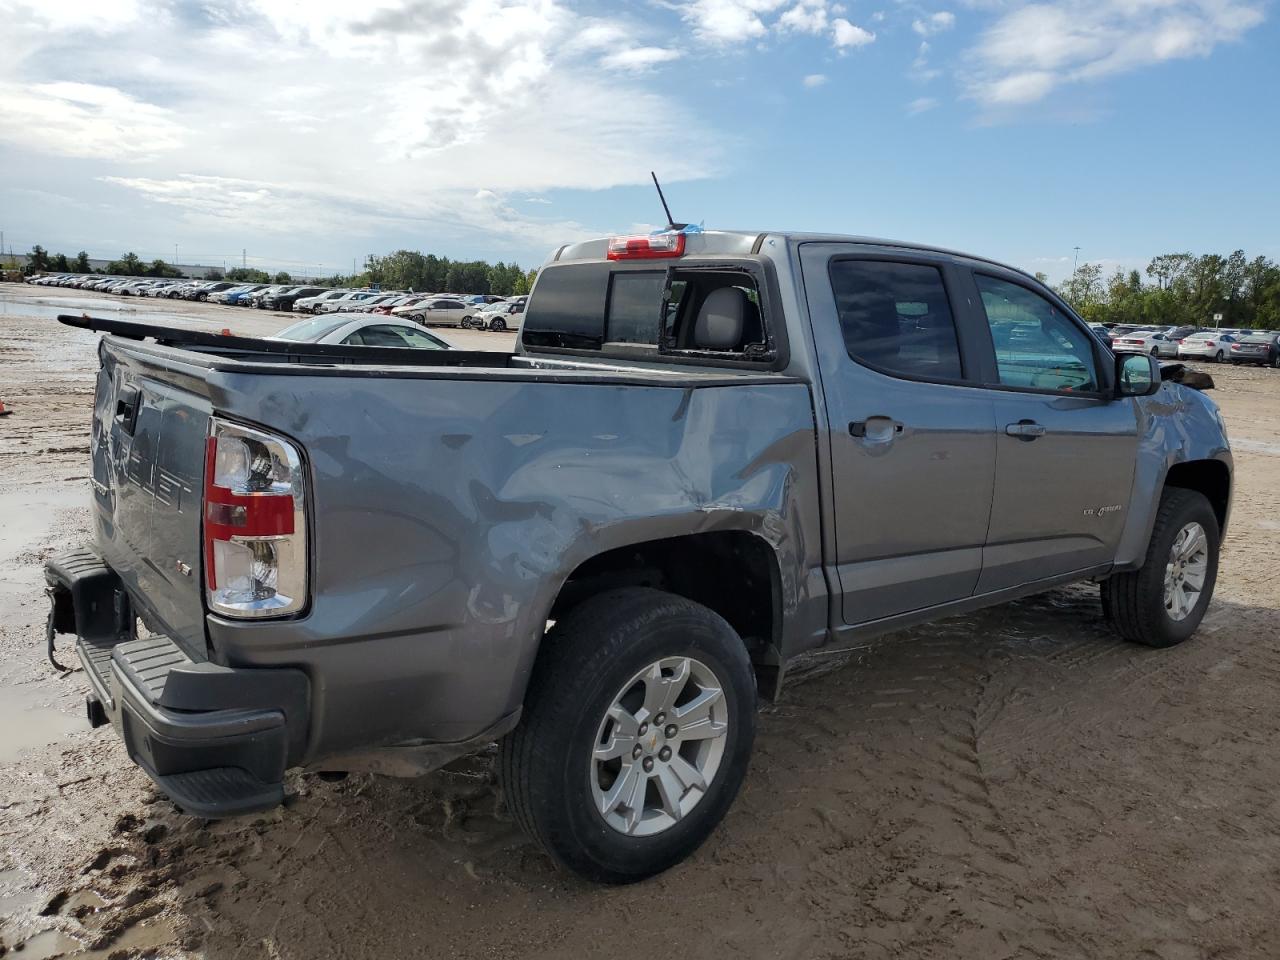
top-left (0, 0), bottom-right (1276, 282)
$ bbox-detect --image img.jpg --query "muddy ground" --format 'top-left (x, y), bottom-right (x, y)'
top-left (1, 283), bottom-right (1278, 959)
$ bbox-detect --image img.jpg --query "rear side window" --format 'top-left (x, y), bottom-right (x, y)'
top-left (828, 260), bottom-right (963, 381)
top-left (523, 262), bottom-right (772, 361)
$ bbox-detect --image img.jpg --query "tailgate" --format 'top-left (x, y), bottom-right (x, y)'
top-left (91, 340), bottom-right (211, 659)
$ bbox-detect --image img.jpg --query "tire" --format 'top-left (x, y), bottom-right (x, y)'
top-left (490, 318), bottom-right (506, 332)
top-left (460, 317), bottom-right (475, 329)
top-left (1214, 350), bottom-right (1223, 362)
top-left (1101, 488), bottom-right (1220, 648)
top-left (411, 313), bottom-right (424, 323)
top-left (1150, 347), bottom-right (1160, 356)
top-left (500, 588), bottom-right (756, 884)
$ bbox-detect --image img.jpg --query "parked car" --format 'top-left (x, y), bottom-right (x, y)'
top-left (258, 286), bottom-right (326, 311)
top-left (273, 315), bottom-right (452, 349)
top-left (1178, 333), bottom-right (1235, 362)
top-left (464, 299), bottom-right (525, 331)
top-left (1111, 330), bottom-right (1179, 357)
top-left (1228, 332), bottom-right (1280, 367)
top-left (1088, 324), bottom-right (1113, 348)
top-left (392, 297), bottom-right (471, 326)
top-left (293, 290), bottom-right (351, 313)
top-left (48, 228), bottom-right (1231, 885)
top-left (315, 291), bottom-right (380, 314)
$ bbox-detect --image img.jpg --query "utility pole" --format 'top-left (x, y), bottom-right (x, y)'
top-left (1072, 246), bottom-right (1081, 275)
top-left (242, 248), bottom-right (247, 270)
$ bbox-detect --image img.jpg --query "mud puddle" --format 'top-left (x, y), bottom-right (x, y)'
top-left (0, 680), bottom-right (84, 763)
top-left (0, 488), bottom-right (86, 565)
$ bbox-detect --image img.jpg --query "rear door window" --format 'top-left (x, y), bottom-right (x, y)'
top-left (827, 260), bottom-right (963, 381)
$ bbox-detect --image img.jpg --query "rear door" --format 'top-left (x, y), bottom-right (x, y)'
top-left (961, 269), bottom-right (1138, 592)
top-left (800, 245), bottom-right (998, 625)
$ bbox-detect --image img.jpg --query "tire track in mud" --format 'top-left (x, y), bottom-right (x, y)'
top-left (749, 610), bottom-right (1083, 958)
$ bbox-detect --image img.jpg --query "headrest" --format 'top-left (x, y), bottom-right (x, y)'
top-left (695, 287), bottom-right (747, 350)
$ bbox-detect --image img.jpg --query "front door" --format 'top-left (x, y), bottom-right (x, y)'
top-left (800, 246), bottom-right (998, 625)
top-left (965, 271), bottom-right (1139, 592)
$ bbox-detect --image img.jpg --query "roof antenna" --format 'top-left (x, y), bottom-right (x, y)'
top-left (651, 172), bottom-right (686, 231)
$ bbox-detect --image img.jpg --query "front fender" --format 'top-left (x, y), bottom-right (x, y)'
top-left (1113, 382), bottom-right (1233, 569)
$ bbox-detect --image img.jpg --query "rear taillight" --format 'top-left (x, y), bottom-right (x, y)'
top-left (606, 232), bottom-right (686, 260)
top-left (203, 417), bottom-right (307, 618)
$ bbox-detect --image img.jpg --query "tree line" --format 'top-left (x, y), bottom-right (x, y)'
top-left (14, 244), bottom-right (539, 296)
top-left (1052, 250), bottom-right (1280, 329)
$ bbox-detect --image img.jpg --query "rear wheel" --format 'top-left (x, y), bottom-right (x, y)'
top-left (1214, 350), bottom-right (1223, 362)
top-left (500, 588), bottom-right (756, 884)
top-left (1151, 347), bottom-right (1160, 356)
top-left (460, 317), bottom-right (475, 329)
top-left (1102, 488), bottom-right (1219, 647)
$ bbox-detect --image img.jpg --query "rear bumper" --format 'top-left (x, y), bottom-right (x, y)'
top-left (45, 547), bottom-right (309, 818)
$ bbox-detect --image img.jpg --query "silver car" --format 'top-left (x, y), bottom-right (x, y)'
top-left (1111, 330), bottom-right (1179, 357)
top-left (392, 297), bottom-right (471, 327)
top-left (272, 315), bottom-right (452, 349)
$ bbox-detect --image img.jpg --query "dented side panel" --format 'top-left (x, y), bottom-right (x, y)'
top-left (202, 373), bottom-right (824, 761)
top-left (1114, 382), bottom-right (1234, 568)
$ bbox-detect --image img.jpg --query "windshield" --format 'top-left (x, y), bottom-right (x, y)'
top-left (275, 316), bottom-right (350, 341)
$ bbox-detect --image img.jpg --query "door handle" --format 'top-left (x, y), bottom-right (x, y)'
top-left (1005, 420), bottom-right (1047, 440)
top-left (115, 384), bottom-right (140, 436)
top-left (850, 417), bottom-right (903, 442)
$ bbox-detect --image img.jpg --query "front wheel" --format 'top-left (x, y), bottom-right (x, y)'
top-left (490, 318), bottom-right (506, 332)
top-left (1102, 488), bottom-right (1220, 647)
top-left (500, 588), bottom-right (756, 884)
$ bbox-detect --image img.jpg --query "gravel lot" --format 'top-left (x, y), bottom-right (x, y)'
top-left (1, 283), bottom-right (1278, 960)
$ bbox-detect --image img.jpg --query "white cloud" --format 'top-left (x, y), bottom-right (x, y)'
top-left (681, 0), bottom-right (872, 50)
top-left (0, 82), bottom-right (185, 161)
top-left (803, 73), bottom-right (829, 86)
top-left (779, 0), bottom-right (830, 33)
top-left (967, 0), bottom-right (1265, 106)
top-left (833, 17), bottom-right (876, 47)
top-left (908, 96), bottom-right (940, 113)
top-left (0, 0), bottom-right (717, 259)
top-left (983, 69), bottom-right (1059, 104)
top-left (912, 11), bottom-right (956, 35)
top-left (600, 46), bottom-right (683, 70)
top-left (681, 0), bottom-right (789, 43)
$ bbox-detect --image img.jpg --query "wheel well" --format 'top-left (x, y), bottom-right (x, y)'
top-left (549, 532), bottom-right (783, 696)
top-left (1165, 460), bottom-right (1230, 531)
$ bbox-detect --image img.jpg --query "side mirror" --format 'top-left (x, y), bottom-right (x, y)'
top-left (1116, 352), bottom-right (1161, 397)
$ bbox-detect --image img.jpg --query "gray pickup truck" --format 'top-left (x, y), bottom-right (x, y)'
top-left (47, 229), bottom-right (1231, 883)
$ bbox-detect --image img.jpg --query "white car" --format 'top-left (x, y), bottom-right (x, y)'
top-left (272, 315), bottom-right (453, 350)
top-left (1111, 330), bottom-right (1179, 358)
top-left (337, 293), bottom-right (402, 313)
top-left (315, 291), bottom-right (380, 314)
top-left (293, 290), bottom-right (352, 313)
top-left (464, 300), bottom-right (525, 332)
top-left (392, 297), bottom-right (472, 327)
top-left (1178, 333), bottom-right (1235, 362)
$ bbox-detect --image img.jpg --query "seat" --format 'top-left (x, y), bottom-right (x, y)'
top-left (694, 287), bottom-right (760, 351)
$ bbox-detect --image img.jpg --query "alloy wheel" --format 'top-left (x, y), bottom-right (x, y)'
top-left (590, 656), bottom-right (728, 837)
top-left (1164, 521), bottom-right (1208, 622)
